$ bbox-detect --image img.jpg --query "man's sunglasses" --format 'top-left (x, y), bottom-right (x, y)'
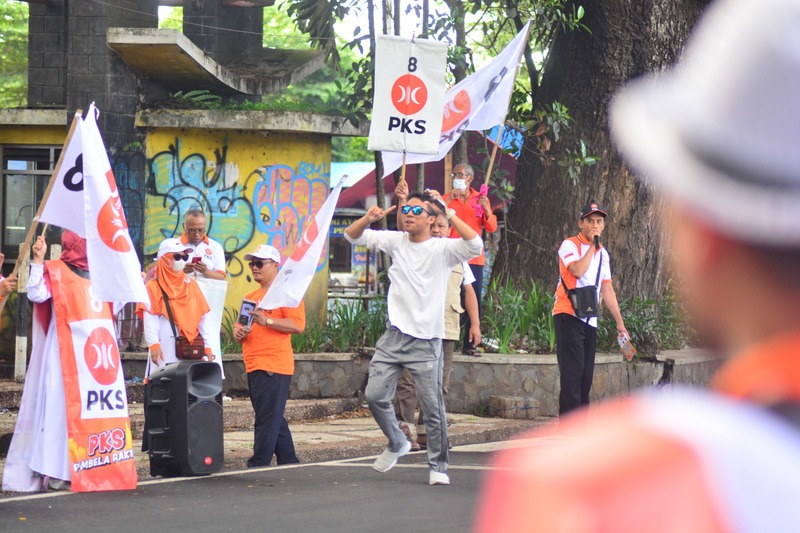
top-left (249, 260), bottom-right (274, 269)
top-left (173, 253), bottom-right (189, 261)
top-left (401, 205), bottom-right (433, 216)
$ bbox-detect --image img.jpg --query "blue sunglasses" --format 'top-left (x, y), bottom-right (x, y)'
top-left (401, 205), bottom-right (433, 216)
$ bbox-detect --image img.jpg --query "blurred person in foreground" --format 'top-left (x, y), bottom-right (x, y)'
top-left (476, 0), bottom-right (800, 530)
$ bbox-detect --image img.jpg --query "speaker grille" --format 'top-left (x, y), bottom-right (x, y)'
top-left (186, 400), bottom-right (224, 474)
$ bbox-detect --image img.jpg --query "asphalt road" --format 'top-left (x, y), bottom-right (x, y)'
top-left (0, 443), bottom-right (510, 533)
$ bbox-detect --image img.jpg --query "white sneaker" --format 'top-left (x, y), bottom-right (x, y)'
top-left (429, 470), bottom-right (450, 485)
top-left (372, 440), bottom-right (412, 472)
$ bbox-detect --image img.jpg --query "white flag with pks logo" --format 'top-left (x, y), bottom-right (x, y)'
top-left (38, 104), bottom-right (148, 304)
top-left (381, 21), bottom-right (531, 176)
top-left (259, 181), bottom-right (344, 310)
top-left (368, 36), bottom-right (448, 154)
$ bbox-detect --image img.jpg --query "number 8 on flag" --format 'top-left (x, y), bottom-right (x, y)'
top-left (368, 36), bottom-right (448, 155)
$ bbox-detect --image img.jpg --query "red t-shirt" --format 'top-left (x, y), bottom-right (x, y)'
top-left (444, 187), bottom-right (498, 266)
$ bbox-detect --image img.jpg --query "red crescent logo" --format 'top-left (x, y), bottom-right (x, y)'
top-left (84, 327), bottom-right (120, 386)
top-left (96, 170), bottom-right (131, 253)
top-left (391, 74), bottom-right (428, 115)
top-left (442, 90), bottom-right (471, 133)
top-left (290, 220), bottom-right (318, 262)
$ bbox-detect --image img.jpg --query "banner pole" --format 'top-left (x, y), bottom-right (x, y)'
top-left (399, 151), bottom-right (407, 184)
top-left (0, 111), bottom-right (81, 318)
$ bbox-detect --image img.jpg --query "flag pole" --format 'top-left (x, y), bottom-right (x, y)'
top-left (0, 111), bottom-right (82, 316)
top-left (399, 151), bottom-right (407, 184)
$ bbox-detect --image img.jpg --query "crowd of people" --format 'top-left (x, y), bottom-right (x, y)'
top-left (7, 3), bottom-right (794, 521)
top-left (1, 156), bottom-right (627, 492)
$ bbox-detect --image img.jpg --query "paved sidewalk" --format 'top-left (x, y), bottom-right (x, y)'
top-left (0, 380), bottom-right (548, 482)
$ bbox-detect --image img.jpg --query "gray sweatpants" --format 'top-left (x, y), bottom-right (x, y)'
top-left (365, 326), bottom-right (449, 473)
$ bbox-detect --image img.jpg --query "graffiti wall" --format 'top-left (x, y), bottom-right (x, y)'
top-left (144, 129), bottom-right (331, 318)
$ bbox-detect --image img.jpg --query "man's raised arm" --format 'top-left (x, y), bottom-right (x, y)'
top-left (345, 205), bottom-right (397, 240)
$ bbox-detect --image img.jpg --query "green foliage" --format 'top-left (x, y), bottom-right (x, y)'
top-left (158, 6), bottom-right (182, 31)
top-left (170, 90), bottom-right (224, 109)
top-left (0, 1), bottom-right (28, 108)
top-left (482, 278), bottom-right (555, 354)
top-left (285, 0), bottom-right (350, 65)
top-left (220, 307), bottom-right (241, 355)
top-left (596, 280), bottom-right (694, 356)
top-left (481, 277), bottom-right (692, 357)
top-left (332, 136), bottom-right (370, 162)
top-left (558, 139), bottom-right (599, 184)
top-left (291, 296), bottom-right (388, 353)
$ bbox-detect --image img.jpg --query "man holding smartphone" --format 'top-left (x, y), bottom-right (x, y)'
top-left (181, 208), bottom-right (227, 281)
top-left (180, 208), bottom-right (228, 376)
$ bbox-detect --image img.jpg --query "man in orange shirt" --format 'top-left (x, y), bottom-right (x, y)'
top-left (443, 162), bottom-right (497, 354)
top-left (233, 244), bottom-right (305, 468)
top-left (476, 1), bottom-right (800, 530)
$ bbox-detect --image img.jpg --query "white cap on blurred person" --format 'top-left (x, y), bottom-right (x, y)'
top-left (157, 238), bottom-right (193, 258)
top-left (244, 244), bottom-right (281, 265)
top-left (610, 0), bottom-right (800, 247)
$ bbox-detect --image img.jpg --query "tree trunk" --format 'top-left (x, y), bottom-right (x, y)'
top-left (493, 0), bottom-right (710, 300)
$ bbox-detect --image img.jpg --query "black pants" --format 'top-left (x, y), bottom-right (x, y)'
top-left (461, 264), bottom-right (483, 352)
top-left (554, 313), bottom-right (597, 416)
top-left (247, 370), bottom-right (299, 467)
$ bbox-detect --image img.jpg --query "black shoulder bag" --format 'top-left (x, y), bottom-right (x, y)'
top-left (561, 252), bottom-right (603, 319)
top-left (159, 285), bottom-right (205, 360)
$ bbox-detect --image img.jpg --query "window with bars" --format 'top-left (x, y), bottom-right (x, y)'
top-left (1, 145), bottom-right (61, 263)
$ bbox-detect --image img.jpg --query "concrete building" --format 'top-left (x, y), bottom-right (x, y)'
top-left (0, 1), bottom-right (367, 353)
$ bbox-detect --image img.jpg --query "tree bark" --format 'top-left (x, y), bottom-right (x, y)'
top-left (493, 0), bottom-right (710, 300)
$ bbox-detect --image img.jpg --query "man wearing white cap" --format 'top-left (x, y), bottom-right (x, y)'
top-left (138, 238), bottom-right (215, 379)
top-left (476, 1), bottom-right (800, 530)
top-left (233, 244), bottom-right (305, 467)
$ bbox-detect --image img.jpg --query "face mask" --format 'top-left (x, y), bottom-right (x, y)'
top-left (452, 179), bottom-right (467, 190)
top-left (172, 259), bottom-right (187, 272)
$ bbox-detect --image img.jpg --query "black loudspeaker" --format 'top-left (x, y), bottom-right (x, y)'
top-left (145, 361), bottom-right (224, 477)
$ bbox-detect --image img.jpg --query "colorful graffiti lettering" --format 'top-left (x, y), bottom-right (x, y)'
top-left (146, 139), bottom-right (255, 275)
top-left (147, 138), bottom-right (330, 278)
top-left (110, 150), bottom-right (147, 256)
top-left (246, 164), bottom-right (329, 272)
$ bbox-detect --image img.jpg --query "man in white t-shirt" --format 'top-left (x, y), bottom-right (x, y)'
top-left (553, 200), bottom-right (628, 415)
top-left (345, 191), bottom-right (482, 486)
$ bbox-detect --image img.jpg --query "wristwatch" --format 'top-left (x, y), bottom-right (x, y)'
top-left (266, 317), bottom-right (274, 326)
top-left (445, 208), bottom-right (456, 221)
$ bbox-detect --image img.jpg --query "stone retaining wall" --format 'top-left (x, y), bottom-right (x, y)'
top-left (122, 348), bottom-right (720, 417)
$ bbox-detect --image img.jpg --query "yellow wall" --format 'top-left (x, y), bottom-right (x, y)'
top-left (143, 128), bottom-right (332, 322)
top-left (0, 126), bottom-right (66, 145)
